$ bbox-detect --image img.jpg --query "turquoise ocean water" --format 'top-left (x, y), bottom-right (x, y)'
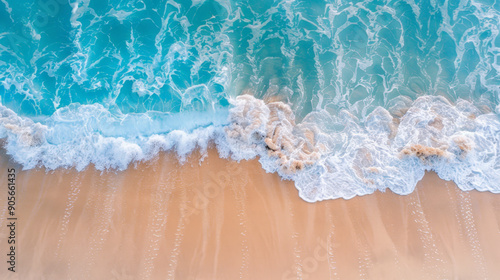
top-left (0, 0), bottom-right (499, 201)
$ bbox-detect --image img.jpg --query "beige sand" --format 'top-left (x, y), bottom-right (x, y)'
top-left (0, 148), bottom-right (500, 280)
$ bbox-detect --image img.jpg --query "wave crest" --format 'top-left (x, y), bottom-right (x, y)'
top-left (0, 95), bottom-right (499, 202)
top-left (225, 95), bottom-right (321, 174)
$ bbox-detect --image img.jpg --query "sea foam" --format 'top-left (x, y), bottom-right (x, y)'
top-left (223, 95), bottom-right (500, 201)
top-left (1, 95), bottom-right (499, 202)
top-left (0, 103), bottom-right (228, 170)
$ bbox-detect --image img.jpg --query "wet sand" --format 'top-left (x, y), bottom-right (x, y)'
top-left (1, 148), bottom-right (500, 279)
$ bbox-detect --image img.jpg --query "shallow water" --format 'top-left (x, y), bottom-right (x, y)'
top-left (1, 0), bottom-right (500, 200)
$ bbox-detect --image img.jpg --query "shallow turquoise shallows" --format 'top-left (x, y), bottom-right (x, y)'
top-left (0, 0), bottom-right (499, 201)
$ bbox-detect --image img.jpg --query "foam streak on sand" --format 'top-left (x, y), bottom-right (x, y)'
top-left (1, 149), bottom-right (500, 279)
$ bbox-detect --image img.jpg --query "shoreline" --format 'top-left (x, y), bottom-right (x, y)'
top-left (0, 148), bottom-right (499, 279)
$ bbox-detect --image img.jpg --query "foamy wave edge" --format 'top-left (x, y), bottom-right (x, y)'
top-left (1, 95), bottom-right (500, 202)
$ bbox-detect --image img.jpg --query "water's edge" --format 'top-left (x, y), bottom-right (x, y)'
top-left (1, 94), bottom-right (499, 202)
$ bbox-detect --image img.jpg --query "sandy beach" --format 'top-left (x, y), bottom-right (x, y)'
top-left (0, 148), bottom-right (500, 280)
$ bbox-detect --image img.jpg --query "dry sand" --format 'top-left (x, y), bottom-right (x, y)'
top-left (0, 148), bottom-right (500, 279)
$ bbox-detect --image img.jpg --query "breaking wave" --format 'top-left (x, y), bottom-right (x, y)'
top-left (1, 94), bottom-right (500, 202)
